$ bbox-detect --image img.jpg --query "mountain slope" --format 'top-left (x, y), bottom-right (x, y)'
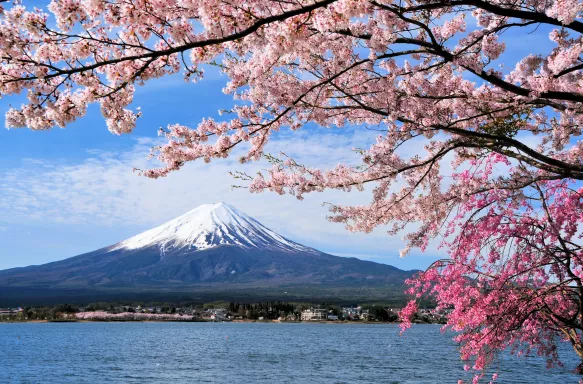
top-left (110, 203), bottom-right (317, 254)
top-left (0, 203), bottom-right (416, 304)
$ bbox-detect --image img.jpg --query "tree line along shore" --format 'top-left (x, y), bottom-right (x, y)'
top-left (0, 301), bottom-right (447, 324)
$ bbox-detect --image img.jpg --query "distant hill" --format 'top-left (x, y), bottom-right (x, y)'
top-left (0, 203), bottom-right (417, 306)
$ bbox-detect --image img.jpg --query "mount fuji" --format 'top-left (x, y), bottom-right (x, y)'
top-left (110, 202), bottom-right (318, 254)
top-left (0, 203), bottom-right (416, 305)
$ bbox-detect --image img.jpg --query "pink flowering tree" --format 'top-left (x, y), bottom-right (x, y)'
top-left (2, 0), bottom-right (583, 379)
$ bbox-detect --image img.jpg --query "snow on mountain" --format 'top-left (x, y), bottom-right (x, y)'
top-left (110, 202), bottom-right (319, 254)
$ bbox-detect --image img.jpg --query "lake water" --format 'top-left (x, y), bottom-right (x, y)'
top-left (0, 322), bottom-right (580, 383)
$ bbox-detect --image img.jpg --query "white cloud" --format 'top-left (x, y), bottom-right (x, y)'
top-left (0, 128), bottom-right (446, 268)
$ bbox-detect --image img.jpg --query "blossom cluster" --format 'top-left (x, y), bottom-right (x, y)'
top-left (75, 311), bottom-right (191, 321)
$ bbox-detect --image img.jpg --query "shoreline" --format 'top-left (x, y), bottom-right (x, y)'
top-left (0, 319), bottom-right (439, 325)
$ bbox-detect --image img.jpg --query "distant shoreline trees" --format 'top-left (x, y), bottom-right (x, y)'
top-left (1, 301), bottom-right (421, 323)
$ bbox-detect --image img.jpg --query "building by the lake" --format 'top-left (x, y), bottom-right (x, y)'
top-left (301, 308), bottom-right (327, 321)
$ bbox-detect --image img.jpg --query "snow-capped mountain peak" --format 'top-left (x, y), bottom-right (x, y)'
top-left (110, 202), bottom-right (318, 254)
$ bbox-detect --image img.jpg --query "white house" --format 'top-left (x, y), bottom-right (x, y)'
top-left (301, 308), bottom-right (327, 321)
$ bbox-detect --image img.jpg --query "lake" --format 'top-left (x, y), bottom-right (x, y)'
top-left (0, 322), bottom-right (580, 383)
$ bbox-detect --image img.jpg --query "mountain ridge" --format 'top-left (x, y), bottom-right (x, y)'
top-left (109, 202), bottom-right (319, 254)
top-left (0, 203), bottom-right (416, 305)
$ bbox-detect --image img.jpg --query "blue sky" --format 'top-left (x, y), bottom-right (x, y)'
top-left (0, 65), bottom-right (443, 271)
top-left (0, 3), bottom-right (558, 272)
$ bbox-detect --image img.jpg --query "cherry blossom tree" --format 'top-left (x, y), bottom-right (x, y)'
top-left (2, 0), bottom-right (583, 380)
top-left (75, 311), bottom-right (190, 321)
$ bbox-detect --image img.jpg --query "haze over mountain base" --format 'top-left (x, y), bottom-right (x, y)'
top-left (0, 203), bottom-right (416, 306)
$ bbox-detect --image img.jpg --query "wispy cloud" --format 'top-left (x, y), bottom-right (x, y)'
top-left (0, 128), bottom-right (445, 267)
